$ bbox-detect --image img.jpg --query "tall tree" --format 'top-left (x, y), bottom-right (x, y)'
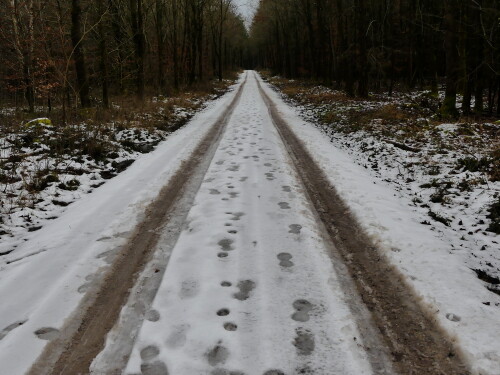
top-left (130, 0), bottom-right (146, 100)
top-left (71, 0), bottom-right (91, 108)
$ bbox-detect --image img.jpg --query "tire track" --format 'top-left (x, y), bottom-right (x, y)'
top-left (256, 73), bottom-right (471, 375)
top-left (28, 74), bottom-right (248, 375)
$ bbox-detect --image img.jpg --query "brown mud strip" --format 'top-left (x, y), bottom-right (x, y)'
top-left (28, 75), bottom-right (247, 375)
top-left (256, 75), bottom-right (471, 375)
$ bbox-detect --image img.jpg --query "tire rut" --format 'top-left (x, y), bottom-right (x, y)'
top-left (27, 75), bottom-right (248, 375)
top-left (256, 74), bottom-right (471, 375)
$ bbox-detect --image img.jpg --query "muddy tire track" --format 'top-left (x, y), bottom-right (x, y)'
top-left (28, 76), bottom-right (248, 375)
top-left (256, 75), bottom-right (471, 375)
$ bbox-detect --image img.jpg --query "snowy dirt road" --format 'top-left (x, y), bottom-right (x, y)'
top-left (0, 72), bottom-right (475, 375)
top-left (113, 72), bottom-right (391, 375)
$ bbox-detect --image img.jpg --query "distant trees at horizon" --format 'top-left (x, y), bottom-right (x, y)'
top-left (248, 0), bottom-right (500, 117)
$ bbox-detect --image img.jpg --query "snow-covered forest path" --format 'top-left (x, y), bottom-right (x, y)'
top-left (111, 72), bottom-right (387, 375)
top-left (0, 72), bottom-right (484, 375)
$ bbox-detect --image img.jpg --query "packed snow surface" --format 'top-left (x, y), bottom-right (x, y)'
top-left (121, 72), bottom-right (373, 375)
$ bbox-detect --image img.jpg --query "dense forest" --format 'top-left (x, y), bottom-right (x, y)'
top-left (0, 0), bottom-right (248, 112)
top-left (2, 0), bottom-right (500, 119)
top-left (249, 0), bottom-right (500, 117)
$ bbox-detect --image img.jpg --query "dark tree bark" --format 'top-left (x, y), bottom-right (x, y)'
top-left (71, 0), bottom-right (91, 108)
top-left (130, 0), bottom-right (146, 100)
top-left (440, 0), bottom-right (460, 118)
top-left (98, 1), bottom-right (110, 109)
top-left (156, 0), bottom-right (167, 93)
top-left (355, 0), bottom-right (369, 97)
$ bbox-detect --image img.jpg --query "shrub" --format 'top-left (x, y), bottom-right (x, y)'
top-left (487, 197), bottom-right (500, 234)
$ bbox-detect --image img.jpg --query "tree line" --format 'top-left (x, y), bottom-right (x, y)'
top-left (249, 0), bottom-right (500, 117)
top-left (0, 0), bottom-right (248, 113)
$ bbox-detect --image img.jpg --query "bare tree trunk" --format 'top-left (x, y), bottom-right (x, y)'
top-left (9, 0), bottom-right (35, 112)
top-left (156, 0), bottom-right (166, 93)
top-left (130, 0), bottom-right (146, 101)
top-left (172, 0), bottom-right (179, 90)
top-left (355, 0), bottom-right (369, 97)
top-left (99, 1), bottom-right (110, 108)
top-left (218, 0), bottom-right (224, 81)
top-left (440, 0), bottom-right (460, 118)
top-left (71, 0), bottom-right (91, 108)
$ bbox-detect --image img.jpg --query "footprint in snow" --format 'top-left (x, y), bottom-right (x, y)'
top-left (293, 328), bottom-right (315, 356)
top-left (77, 283), bottom-right (92, 294)
top-left (179, 279), bottom-right (199, 299)
top-left (218, 238), bottom-right (234, 251)
top-left (217, 308), bottom-right (230, 316)
top-left (278, 202), bottom-right (291, 209)
top-left (230, 212), bottom-right (245, 221)
top-left (145, 309), bottom-right (160, 322)
top-left (140, 345), bottom-right (160, 361)
top-left (0, 320), bottom-right (27, 340)
top-left (288, 224), bottom-right (302, 234)
top-left (223, 322), bottom-right (238, 331)
top-left (292, 300), bottom-right (313, 322)
top-left (233, 280), bottom-right (256, 301)
top-left (34, 327), bottom-right (59, 341)
top-left (446, 313), bottom-right (461, 322)
top-left (277, 253), bottom-right (294, 268)
top-left (206, 344), bottom-right (230, 366)
top-left (141, 361), bottom-right (169, 375)
top-left (166, 325), bottom-right (188, 348)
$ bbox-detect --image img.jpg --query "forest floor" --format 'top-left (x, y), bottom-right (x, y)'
top-left (263, 73), bottom-right (500, 288)
top-left (0, 72), bottom-right (499, 375)
top-left (0, 79), bottom-right (234, 256)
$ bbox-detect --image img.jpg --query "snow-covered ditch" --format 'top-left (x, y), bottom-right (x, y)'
top-left (258, 74), bottom-right (500, 375)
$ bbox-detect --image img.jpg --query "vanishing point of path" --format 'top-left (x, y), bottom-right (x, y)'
top-left (29, 72), bottom-right (470, 375)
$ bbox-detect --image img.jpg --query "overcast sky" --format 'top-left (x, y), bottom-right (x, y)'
top-left (233, 0), bottom-right (259, 28)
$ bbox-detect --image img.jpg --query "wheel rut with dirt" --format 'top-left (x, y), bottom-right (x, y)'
top-left (256, 75), bottom-right (471, 375)
top-left (27, 76), bottom-right (247, 375)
